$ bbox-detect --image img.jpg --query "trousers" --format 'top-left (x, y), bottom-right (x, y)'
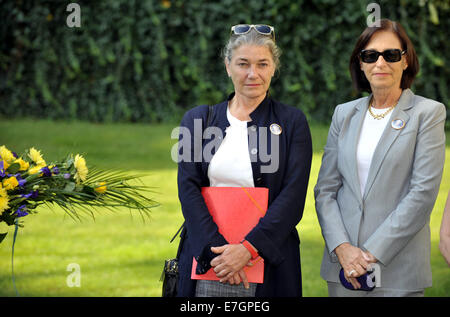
top-left (195, 280), bottom-right (257, 297)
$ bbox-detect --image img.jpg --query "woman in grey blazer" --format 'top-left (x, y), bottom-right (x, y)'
top-left (314, 19), bottom-right (446, 297)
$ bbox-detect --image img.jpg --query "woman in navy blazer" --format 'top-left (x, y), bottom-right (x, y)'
top-left (176, 25), bottom-right (312, 297)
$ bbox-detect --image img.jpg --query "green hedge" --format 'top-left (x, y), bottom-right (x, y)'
top-left (1, 0), bottom-right (448, 124)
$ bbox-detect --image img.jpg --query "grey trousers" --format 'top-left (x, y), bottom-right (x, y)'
top-left (327, 282), bottom-right (425, 297)
top-left (195, 280), bottom-right (257, 297)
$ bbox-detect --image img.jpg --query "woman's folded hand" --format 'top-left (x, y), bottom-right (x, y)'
top-left (210, 244), bottom-right (252, 288)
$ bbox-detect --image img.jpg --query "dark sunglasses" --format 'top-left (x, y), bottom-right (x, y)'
top-left (231, 24), bottom-right (275, 41)
top-left (360, 49), bottom-right (406, 63)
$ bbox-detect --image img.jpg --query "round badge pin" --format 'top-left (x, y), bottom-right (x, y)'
top-left (270, 123), bottom-right (282, 135)
top-left (391, 118), bottom-right (405, 130)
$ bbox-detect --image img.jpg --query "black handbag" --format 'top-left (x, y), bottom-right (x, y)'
top-left (161, 105), bottom-right (213, 297)
top-left (161, 223), bottom-right (185, 297)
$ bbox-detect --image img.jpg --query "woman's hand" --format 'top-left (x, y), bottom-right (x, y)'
top-left (335, 242), bottom-right (371, 289)
top-left (210, 244), bottom-right (252, 288)
top-left (363, 250), bottom-right (378, 264)
top-left (220, 269), bottom-right (251, 289)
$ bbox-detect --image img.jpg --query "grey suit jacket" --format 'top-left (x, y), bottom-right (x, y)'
top-left (314, 89), bottom-right (446, 290)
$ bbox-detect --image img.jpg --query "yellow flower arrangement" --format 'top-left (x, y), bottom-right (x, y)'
top-left (0, 144), bottom-right (158, 297)
top-left (94, 182), bottom-right (107, 194)
top-left (28, 147), bottom-right (46, 166)
top-left (1, 160), bottom-right (9, 170)
top-left (0, 186), bottom-right (9, 216)
top-left (0, 146), bottom-right (15, 163)
top-left (2, 176), bottom-right (19, 191)
top-left (14, 158), bottom-right (29, 171)
top-left (28, 165), bottom-right (45, 175)
top-left (0, 145), bottom-right (157, 243)
top-left (74, 154), bottom-right (88, 183)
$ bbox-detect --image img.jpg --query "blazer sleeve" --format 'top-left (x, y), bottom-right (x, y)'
top-left (177, 107), bottom-right (228, 273)
top-left (363, 102), bottom-right (446, 265)
top-left (314, 106), bottom-right (351, 257)
top-left (245, 110), bottom-right (312, 266)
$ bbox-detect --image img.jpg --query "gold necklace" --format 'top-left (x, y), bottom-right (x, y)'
top-left (368, 98), bottom-right (398, 120)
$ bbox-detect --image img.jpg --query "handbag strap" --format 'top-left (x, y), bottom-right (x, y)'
top-left (170, 223), bottom-right (184, 243)
top-left (175, 225), bottom-right (185, 259)
top-left (173, 104), bottom-right (214, 259)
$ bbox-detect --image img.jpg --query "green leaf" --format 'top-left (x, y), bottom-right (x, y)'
top-left (6, 163), bottom-right (21, 174)
top-left (0, 232), bottom-right (7, 244)
top-left (64, 182), bottom-right (76, 192)
top-left (428, 2), bottom-right (439, 25)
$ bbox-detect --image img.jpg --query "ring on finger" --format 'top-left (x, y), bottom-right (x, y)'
top-left (348, 269), bottom-right (356, 277)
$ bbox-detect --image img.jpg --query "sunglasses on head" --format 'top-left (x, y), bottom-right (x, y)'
top-left (231, 24), bottom-right (275, 41)
top-left (360, 49), bottom-right (406, 63)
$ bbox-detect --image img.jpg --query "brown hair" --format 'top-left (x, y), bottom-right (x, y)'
top-left (349, 19), bottom-right (419, 93)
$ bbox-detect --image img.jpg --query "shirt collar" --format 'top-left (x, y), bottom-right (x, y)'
top-left (226, 92), bottom-right (271, 125)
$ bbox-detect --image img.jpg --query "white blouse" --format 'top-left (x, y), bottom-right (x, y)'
top-left (207, 106), bottom-right (254, 187)
top-left (356, 107), bottom-right (393, 196)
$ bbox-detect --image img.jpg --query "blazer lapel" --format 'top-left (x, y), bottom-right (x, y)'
top-left (362, 89), bottom-right (414, 200)
top-left (345, 97), bottom-right (370, 204)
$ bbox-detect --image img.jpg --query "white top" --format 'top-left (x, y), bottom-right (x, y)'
top-left (356, 107), bottom-right (393, 196)
top-left (207, 106), bottom-right (255, 187)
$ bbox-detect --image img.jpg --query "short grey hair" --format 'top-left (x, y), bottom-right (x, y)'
top-left (223, 29), bottom-right (281, 71)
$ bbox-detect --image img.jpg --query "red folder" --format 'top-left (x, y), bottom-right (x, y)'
top-left (191, 187), bottom-right (268, 283)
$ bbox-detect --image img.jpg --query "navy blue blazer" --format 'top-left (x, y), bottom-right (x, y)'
top-left (176, 93), bottom-right (312, 297)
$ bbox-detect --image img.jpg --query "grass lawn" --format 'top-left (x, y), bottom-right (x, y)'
top-left (0, 119), bottom-right (448, 297)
